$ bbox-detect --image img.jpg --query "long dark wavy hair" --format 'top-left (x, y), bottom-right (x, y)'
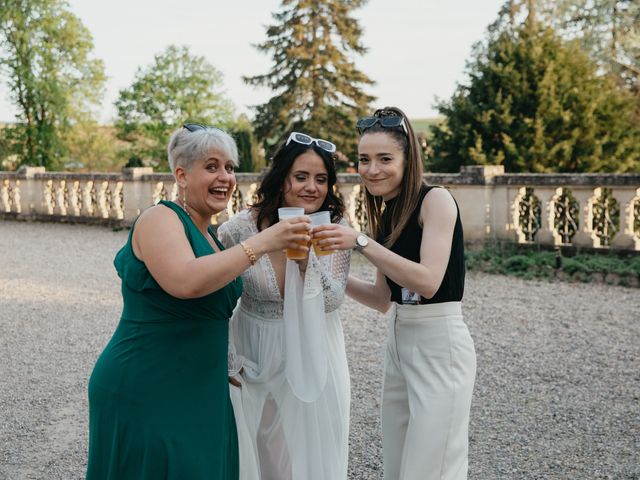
top-left (252, 138), bottom-right (345, 231)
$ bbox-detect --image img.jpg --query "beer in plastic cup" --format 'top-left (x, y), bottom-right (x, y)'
top-left (278, 207), bottom-right (308, 259)
top-left (309, 211), bottom-right (336, 256)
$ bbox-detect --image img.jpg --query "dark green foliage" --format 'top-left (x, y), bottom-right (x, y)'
top-left (229, 115), bottom-right (265, 173)
top-left (560, 257), bottom-right (591, 275)
top-left (466, 243), bottom-right (640, 284)
top-left (430, 18), bottom-right (640, 173)
top-left (114, 45), bottom-right (234, 170)
top-left (0, 0), bottom-right (106, 169)
top-left (124, 156), bottom-right (144, 168)
top-left (503, 254), bottom-right (536, 274)
top-left (572, 253), bottom-right (640, 276)
top-left (245, 0), bottom-right (375, 163)
top-left (234, 130), bottom-right (254, 173)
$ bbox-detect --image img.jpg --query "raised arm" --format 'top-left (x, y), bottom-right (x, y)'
top-left (313, 188), bottom-right (457, 301)
top-left (132, 205), bottom-right (310, 299)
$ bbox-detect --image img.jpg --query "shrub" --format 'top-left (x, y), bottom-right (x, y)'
top-left (465, 243), bottom-right (639, 286)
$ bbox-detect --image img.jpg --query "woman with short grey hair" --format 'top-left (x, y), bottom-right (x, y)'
top-left (86, 123), bottom-right (312, 480)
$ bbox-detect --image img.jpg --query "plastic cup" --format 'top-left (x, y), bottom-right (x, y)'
top-left (278, 207), bottom-right (308, 259)
top-left (309, 211), bottom-right (336, 256)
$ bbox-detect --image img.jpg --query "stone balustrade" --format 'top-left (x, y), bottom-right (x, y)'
top-left (1, 165), bottom-right (639, 251)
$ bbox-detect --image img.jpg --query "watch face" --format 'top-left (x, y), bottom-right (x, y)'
top-left (357, 234), bottom-right (368, 248)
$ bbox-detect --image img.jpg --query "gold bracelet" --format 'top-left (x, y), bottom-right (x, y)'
top-left (239, 241), bottom-right (257, 266)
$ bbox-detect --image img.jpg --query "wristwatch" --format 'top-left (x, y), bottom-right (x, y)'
top-left (354, 233), bottom-right (369, 251)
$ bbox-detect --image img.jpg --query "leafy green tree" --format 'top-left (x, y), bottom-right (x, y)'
top-left (0, 123), bottom-right (17, 170)
top-left (0, 0), bottom-right (106, 169)
top-left (548, 0), bottom-right (640, 92)
top-left (430, 18), bottom-right (640, 173)
top-left (489, 1), bottom-right (639, 96)
top-left (245, 0), bottom-right (375, 162)
top-left (62, 121), bottom-right (121, 171)
top-left (115, 45), bottom-right (234, 169)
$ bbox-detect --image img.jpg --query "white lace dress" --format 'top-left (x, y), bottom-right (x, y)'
top-left (218, 209), bottom-right (351, 480)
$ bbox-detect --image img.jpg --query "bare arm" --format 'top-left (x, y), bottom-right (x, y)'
top-left (345, 268), bottom-right (391, 313)
top-left (132, 205), bottom-right (310, 299)
top-left (314, 188), bottom-right (457, 300)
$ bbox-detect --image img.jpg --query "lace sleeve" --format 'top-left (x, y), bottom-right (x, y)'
top-left (311, 218), bottom-right (352, 313)
top-left (217, 218), bottom-right (239, 249)
top-left (227, 303), bottom-right (244, 377)
top-left (218, 215), bottom-right (244, 376)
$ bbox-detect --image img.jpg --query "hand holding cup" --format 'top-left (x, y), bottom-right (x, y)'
top-left (278, 207), bottom-right (311, 259)
top-left (308, 211), bottom-right (336, 256)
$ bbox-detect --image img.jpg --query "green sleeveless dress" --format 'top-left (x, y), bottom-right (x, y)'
top-left (87, 200), bottom-right (242, 480)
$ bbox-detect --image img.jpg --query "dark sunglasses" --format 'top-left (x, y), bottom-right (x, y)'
top-left (286, 132), bottom-right (337, 153)
top-left (182, 123), bottom-right (225, 133)
top-left (356, 116), bottom-right (408, 135)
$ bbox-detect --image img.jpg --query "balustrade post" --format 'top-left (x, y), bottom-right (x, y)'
top-left (16, 166), bottom-right (46, 217)
top-left (458, 166), bottom-right (503, 242)
top-left (336, 182), bottom-right (360, 231)
top-left (1, 179), bottom-right (12, 212)
top-left (68, 180), bottom-right (81, 216)
top-left (611, 187), bottom-right (639, 250)
top-left (121, 167), bottom-right (155, 224)
top-left (571, 188), bottom-right (597, 248)
top-left (535, 187), bottom-right (556, 244)
top-left (506, 186), bottom-right (523, 242)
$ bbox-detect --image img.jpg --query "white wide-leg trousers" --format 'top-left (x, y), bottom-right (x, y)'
top-left (382, 301), bottom-right (476, 480)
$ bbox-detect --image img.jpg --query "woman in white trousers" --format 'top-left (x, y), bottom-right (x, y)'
top-left (312, 106), bottom-right (476, 480)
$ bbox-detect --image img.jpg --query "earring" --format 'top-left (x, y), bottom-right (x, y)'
top-left (181, 188), bottom-right (190, 216)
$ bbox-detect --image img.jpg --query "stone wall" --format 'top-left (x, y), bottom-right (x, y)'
top-left (2, 166), bottom-right (639, 251)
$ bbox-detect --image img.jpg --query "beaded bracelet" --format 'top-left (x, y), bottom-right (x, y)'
top-left (239, 241), bottom-right (257, 266)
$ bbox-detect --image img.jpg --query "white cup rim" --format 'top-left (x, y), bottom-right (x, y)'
top-left (308, 210), bottom-right (331, 225)
top-left (278, 206), bottom-right (305, 219)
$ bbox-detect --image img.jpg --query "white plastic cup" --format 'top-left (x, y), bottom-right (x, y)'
top-left (278, 207), bottom-right (308, 259)
top-left (309, 211), bottom-right (336, 256)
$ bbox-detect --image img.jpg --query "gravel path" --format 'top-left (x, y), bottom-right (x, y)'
top-left (0, 220), bottom-right (638, 479)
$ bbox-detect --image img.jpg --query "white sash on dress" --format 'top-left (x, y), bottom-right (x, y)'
top-left (282, 255), bottom-right (329, 403)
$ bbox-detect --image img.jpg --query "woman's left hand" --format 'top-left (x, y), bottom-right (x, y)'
top-left (311, 224), bottom-right (358, 252)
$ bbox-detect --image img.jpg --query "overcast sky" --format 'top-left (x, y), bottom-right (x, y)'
top-left (0, 0), bottom-right (506, 123)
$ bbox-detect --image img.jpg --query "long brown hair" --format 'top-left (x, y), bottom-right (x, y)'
top-left (359, 106), bottom-right (425, 247)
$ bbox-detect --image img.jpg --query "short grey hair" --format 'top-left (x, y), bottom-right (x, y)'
top-left (167, 126), bottom-right (239, 173)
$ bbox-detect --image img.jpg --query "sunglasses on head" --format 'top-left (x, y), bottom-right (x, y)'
top-left (286, 132), bottom-right (337, 153)
top-left (182, 123), bottom-right (225, 133)
top-left (356, 116), bottom-right (408, 135)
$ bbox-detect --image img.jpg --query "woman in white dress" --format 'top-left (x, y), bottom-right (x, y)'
top-left (218, 132), bottom-right (351, 480)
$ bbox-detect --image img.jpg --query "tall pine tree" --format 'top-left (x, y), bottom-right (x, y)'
top-left (245, 0), bottom-right (375, 161)
top-left (430, 14), bottom-right (640, 173)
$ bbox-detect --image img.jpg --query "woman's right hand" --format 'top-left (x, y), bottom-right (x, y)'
top-left (311, 223), bottom-right (359, 251)
top-left (253, 216), bottom-right (311, 254)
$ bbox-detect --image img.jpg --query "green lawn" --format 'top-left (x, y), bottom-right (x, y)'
top-left (409, 117), bottom-right (443, 139)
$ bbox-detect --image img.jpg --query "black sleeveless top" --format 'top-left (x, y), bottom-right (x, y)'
top-left (377, 185), bottom-right (465, 305)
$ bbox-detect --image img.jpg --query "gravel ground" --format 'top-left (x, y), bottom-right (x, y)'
top-left (0, 220), bottom-right (638, 480)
